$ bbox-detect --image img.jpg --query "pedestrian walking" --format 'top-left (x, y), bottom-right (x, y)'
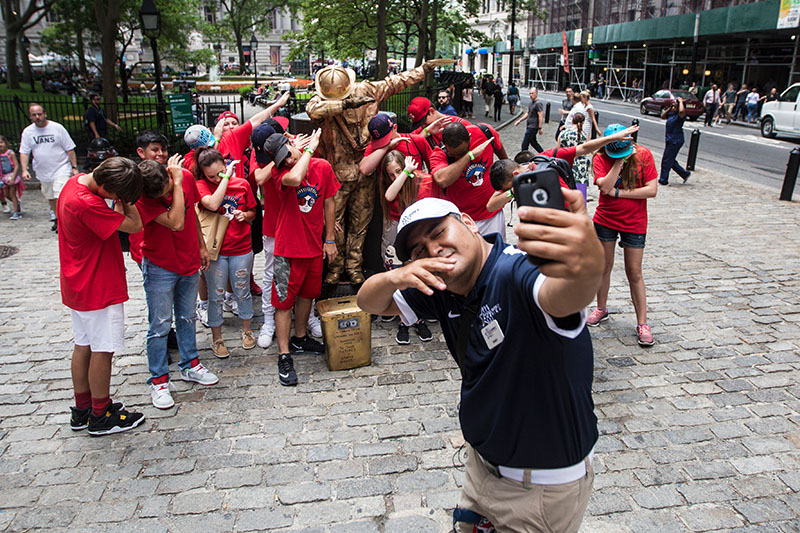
top-left (555, 86), bottom-right (575, 141)
top-left (506, 81), bottom-right (519, 114)
top-left (557, 112), bottom-right (591, 201)
top-left (461, 81), bottom-right (475, 118)
top-left (356, 191), bottom-right (604, 533)
top-left (588, 124), bottom-right (658, 346)
top-left (514, 87), bottom-right (544, 152)
top-left (703, 84), bottom-right (721, 127)
top-left (598, 73), bottom-right (606, 99)
top-left (480, 74), bottom-right (496, 118)
top-left (746, 87), bottom-right (760, 123)
top-left (492, 84), bottom-right (504, 122)
top-left (19, 104), bottom-right (79, 232)
top-left (733, 83), bottom-right (749, 121)
top-left (85, 94), bottom-right (121, 139)
top-left (723, 83), bottom-right (737, 123)
top-left (59, 157), bottom-right (146, 436)
top-left (0, 135), bottom-right (25, 219)
top-left (658, 98), bottom-right (691, 185)
top-left (194, 148), bottom-right (258, 358)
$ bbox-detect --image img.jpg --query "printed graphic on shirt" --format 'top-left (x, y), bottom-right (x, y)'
top-left (478, 302), bottom-right (502, 326)
top-left (218, 194), bottom-right (241, 219)
top-left (33, 135), bottom-right (56, 144)
top-left (464, 162), bottom-right (485, 187)
top-left (297, 183), bottom-right (319, 214)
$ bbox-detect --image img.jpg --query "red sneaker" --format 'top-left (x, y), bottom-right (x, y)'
top-left (637, 324), bottom-right (655, 346)
top-left (250, 278), bottom-right (262, 296)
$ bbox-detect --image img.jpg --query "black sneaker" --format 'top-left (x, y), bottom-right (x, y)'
top-left (290, 335), bottom-right (324, 354)
top-left (415, 322), bottom-right (433, 342)
top-left (70, 402), bottom-right (123, 431)
top-left (396, 324), bottom-right (410, 345)
top-left (51, 219), bottom-right (58, 232)
top-left (87, 403), bottom-right (145, 437)
top-left (278, 353), bottom-right (298, 386)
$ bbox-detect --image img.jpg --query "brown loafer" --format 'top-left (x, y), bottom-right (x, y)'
top-left (242, 331), bottom-right (256, 350)
top-left (211, 339), bottom-right (229, 358)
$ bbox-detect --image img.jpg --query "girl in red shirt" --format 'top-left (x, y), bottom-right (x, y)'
top-left (588, 124), bottom-right (658, 346)
top-left (378, 150), bottom-right (436, 345)
top-left (194, 147), bottom-right (257, 357)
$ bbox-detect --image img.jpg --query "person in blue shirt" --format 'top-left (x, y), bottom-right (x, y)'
top-left (436, 90), bottom-right (459, 117)
top-left (659, 97), bottom-right (691, 185)
top-left (357, 195), bottom-right (604, 532)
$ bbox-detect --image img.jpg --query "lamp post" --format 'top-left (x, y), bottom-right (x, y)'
top-left (250, 33), bottom-right (258, 89)
top-left (140, 0), bottom-right (165, 128)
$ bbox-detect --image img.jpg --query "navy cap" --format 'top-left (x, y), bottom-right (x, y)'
top-left (263, 133), bottom-right (291, 168)
top-left (251, 123), bottom-right (277, 164)
top-left (368, 114), bottom-right (395, 150)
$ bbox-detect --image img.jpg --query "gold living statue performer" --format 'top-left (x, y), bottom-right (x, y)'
top-left (306, 59), bottom-right (455, 285)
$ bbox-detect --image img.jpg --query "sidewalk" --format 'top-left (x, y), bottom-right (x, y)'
top-left (0, 107), bottom-right (798, 532)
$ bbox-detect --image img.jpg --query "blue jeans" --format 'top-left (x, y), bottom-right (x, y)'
top-left (747, 103), bottom-right (758, 122)
top-left (521, 127), bottom-right (543, 153)
top-left (206, 251), bottom-right (254, 328)
top-left (142, 259), bottom-right (200, 382)
top-left (659, 141), bottom-right (689, 183)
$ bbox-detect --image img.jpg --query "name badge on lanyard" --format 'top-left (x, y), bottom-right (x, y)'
top-left (480, 319), bottom-right (504, 350)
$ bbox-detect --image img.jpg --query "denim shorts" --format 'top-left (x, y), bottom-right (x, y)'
top-left (594, 222), bottom-right (646, 249)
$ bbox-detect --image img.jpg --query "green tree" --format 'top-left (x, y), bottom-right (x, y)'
top-left (1, 0), bottom-right (55, 89)
top-left (40, 0), bottom-right (95, 78)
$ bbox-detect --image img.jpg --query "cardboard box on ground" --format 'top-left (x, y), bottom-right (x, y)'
top-left (316, 297), bottom-right (372, 371)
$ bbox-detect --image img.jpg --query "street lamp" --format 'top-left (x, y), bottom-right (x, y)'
top-left (250, 33), bottom-right (258, 88)
top-left (140, 0), bottom-right (166, 128)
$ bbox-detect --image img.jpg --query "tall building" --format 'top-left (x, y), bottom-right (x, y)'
top-left (524, 0), bottom-right (799, 97)
top-left (460, 0), bottom-right (530, 82)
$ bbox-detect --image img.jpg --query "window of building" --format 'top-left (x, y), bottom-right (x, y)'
top-left (204, 5), bottom-right (216, 23)
top-left (271, 45), bottom-right (281, 66)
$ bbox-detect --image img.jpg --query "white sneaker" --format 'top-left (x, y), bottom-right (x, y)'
top-left (196, 300), bottom-right (209, 327)
top-left (150, 381), bottom-right (176, 409)
top-left (308, 312), bottom-right (323, 338)
top-left (180, 363), bottom-right (219, 386)
top-left (2, 204), bottom-right (9, 214)
top-left (49, 209), bottom-right (56, 221)
top-left (258, 322), bottom-right (275, 348)
top-left (223, 295), bottom-right (238, 314)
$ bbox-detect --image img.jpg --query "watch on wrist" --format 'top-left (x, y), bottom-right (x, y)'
top-left (614, 188), bottom-right (620, 198)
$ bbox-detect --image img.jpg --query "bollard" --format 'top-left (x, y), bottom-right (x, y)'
top-left (631, 118), bottom-right (639, 143)
top-left (545, 101), bottom-right (551, 124)
top-left (780, 147), bottom-right (800, 201)
top-left (686, 128), bottom-right (701, 171)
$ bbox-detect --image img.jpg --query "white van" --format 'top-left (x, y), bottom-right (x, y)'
top-left (760, 83), bottom-right (800, 138)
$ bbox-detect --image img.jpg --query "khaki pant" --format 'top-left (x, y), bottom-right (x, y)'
top-left (455, 446), bottom-right (594, 533)
top-left (327, 177), bottom-right (375, 281)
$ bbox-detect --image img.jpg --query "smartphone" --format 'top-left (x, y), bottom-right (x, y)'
top-left (512, 168), bottom-right (567, 265)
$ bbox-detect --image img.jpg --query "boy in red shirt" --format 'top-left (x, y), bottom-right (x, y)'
top-left (58, 157), bottom-right (146, 436)
top-left (263, 130), bottom-right (339, 386)
top-left (137, 157), bottom-right (217, 410)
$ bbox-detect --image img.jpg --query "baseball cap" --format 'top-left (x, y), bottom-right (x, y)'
top-left (184, 124), bottom-right (215, 150)
top-left (602, 123), bottom-right (633, 159)
top-left (368, 114), bottom-right (395, 150)
top-left (408, 97), bottom-right (432, 131)
top-left (251, 123), bottom-right (277, 164)
top-left (217, 110), bottom-right (240, 124)
top-left (262, 133), bottom-right (291, 168)
top-left (394, 198), bottom-right (461, 262)
top-left (266, 116), bottom-right (290, 134)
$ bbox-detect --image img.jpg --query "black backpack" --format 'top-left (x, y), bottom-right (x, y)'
top-left (528, 148), bottom-right (577, 190)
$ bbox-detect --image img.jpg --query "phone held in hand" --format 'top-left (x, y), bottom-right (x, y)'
top-left (512, 169), bottom-right (567, 266)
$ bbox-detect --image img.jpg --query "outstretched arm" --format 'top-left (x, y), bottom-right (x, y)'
top-left (575, 125), bottom-right (638, 157)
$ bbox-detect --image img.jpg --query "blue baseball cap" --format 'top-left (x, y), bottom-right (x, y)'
top-left (251, 123), bottom-right (277, 164)
top-left (603, 123), bottom-right (633, 159)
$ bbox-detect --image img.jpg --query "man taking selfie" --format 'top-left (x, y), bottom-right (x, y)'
top-left (357, 190), bottom-right (605, 532)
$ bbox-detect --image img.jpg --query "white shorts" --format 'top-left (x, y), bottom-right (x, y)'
top-left (39, 175), bottom-right (70, 200)
top-left (475, 210), bottom-right (506, 240)
top-left (71, 303), bottom-right (125, 353)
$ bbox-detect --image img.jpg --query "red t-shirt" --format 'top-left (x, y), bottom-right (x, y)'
top-left (137, 169), bottom-right (201, 276)
top-left (592, 146), bottom-right (657, 234)
top-left (218, 122), bottom-right (253, 180)
top-left (272, 158), bottom-right (341, 258)
top-left (430, 124), bottom-right (501, 221)
top-left (387, 173), bottom-right (437, 221)
top-left (250, 156), bottom-right (280, 238)
top-left (129, 231), bottom-right (143, 264)
top-left (57, 176), bottom-right (127, 311)
top-left (412, 116), bottom-right (471, 149)
top-left (196, 176), bottom-right (256, 256)
top-left (539, 146), bottom-right (577, 166)
top-left (183, 149), bottom-right (195, 172)
top-left (364, 133), bottom-right (433, 173)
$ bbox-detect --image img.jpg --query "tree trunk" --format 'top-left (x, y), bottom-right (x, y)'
top-left (76, 28), bottom-right (88, 78)
top-left (19, 35), bottom-right (34, 90)
top-left (6, 31), bottom-right (19, 89)
top-left (234, 31), bottom-right (245, 74)
top-left (376, 0), bottom-right (388, 78)
top-left (94, 0), bottom-right (121, 121)
top-left (414, 0), bottom-right (428, 68)
top-left (402, 19), bottom-right (410, 71)
top-left (429, 0), bottom-right (438, 61)
top-left (119, 58), bottom-right (129, 103)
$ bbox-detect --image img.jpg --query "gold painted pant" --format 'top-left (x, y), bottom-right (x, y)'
top-left (327, 177), bottom-right (375, 283)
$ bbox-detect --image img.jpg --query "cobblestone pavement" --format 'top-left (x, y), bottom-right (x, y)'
top-left (0, 98), bottom-right (799, 532)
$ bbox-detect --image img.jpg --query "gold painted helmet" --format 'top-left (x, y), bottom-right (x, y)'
top-left (315, 65), bottom-right (356, 100)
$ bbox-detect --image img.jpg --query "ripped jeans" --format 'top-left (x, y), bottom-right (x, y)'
top-left (206, 251), bottom-right (254, 328)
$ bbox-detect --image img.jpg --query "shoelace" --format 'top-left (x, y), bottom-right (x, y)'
top-left (278, 355), bottom-right (294, 373)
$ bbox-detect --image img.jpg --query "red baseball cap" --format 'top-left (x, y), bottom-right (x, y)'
top-left (216, 110), bottom-right (240, 124)
top-left (267, 116), bottom-right (290, 134)
top-left (408, 97), bottom-right (432, 131)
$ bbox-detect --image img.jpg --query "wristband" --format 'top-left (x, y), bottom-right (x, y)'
top-left (422, 127), bottom-right (430, 137)
top-left (614, 188), bottom-right (620, 198)
top-left (402, 169), bottom-right (414, 178)
top-left (304, 148), bottom-right (314, 156)
top-left (468, 151), bottom-right (475, 161)
top-left (507, 189), bottom-right (514, 199)
top-left (324, 239), bottom-right (335, 244)
top-left (218, 172), bottom-right (230, 180)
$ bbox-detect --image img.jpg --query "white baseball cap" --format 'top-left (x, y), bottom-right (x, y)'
top-left (184, 124), bottom-right (216, 150)
top-left (394, 198), bottom-right (461, 262)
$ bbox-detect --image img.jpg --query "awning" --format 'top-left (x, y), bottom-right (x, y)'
top-left (465, 48), bottom-right (474, 54)
top-left (477, 48), bottom-right (489, 55)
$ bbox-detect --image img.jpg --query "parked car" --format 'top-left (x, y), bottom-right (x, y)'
top-left (760, 83), bottom-right (800, 138)
top-left (640, 89), bottom-right (704, 120)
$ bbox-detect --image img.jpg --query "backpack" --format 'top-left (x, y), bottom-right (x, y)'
top-left (528, 148), bottom-right (577, 190)
top-left (0, 152), bottom-right (13, 175)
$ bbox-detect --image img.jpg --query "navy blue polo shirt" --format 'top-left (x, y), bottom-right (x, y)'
top-left (393, 234), bottom-right (598, 469)
top-left (665, 111), bottom-right (686, 144)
